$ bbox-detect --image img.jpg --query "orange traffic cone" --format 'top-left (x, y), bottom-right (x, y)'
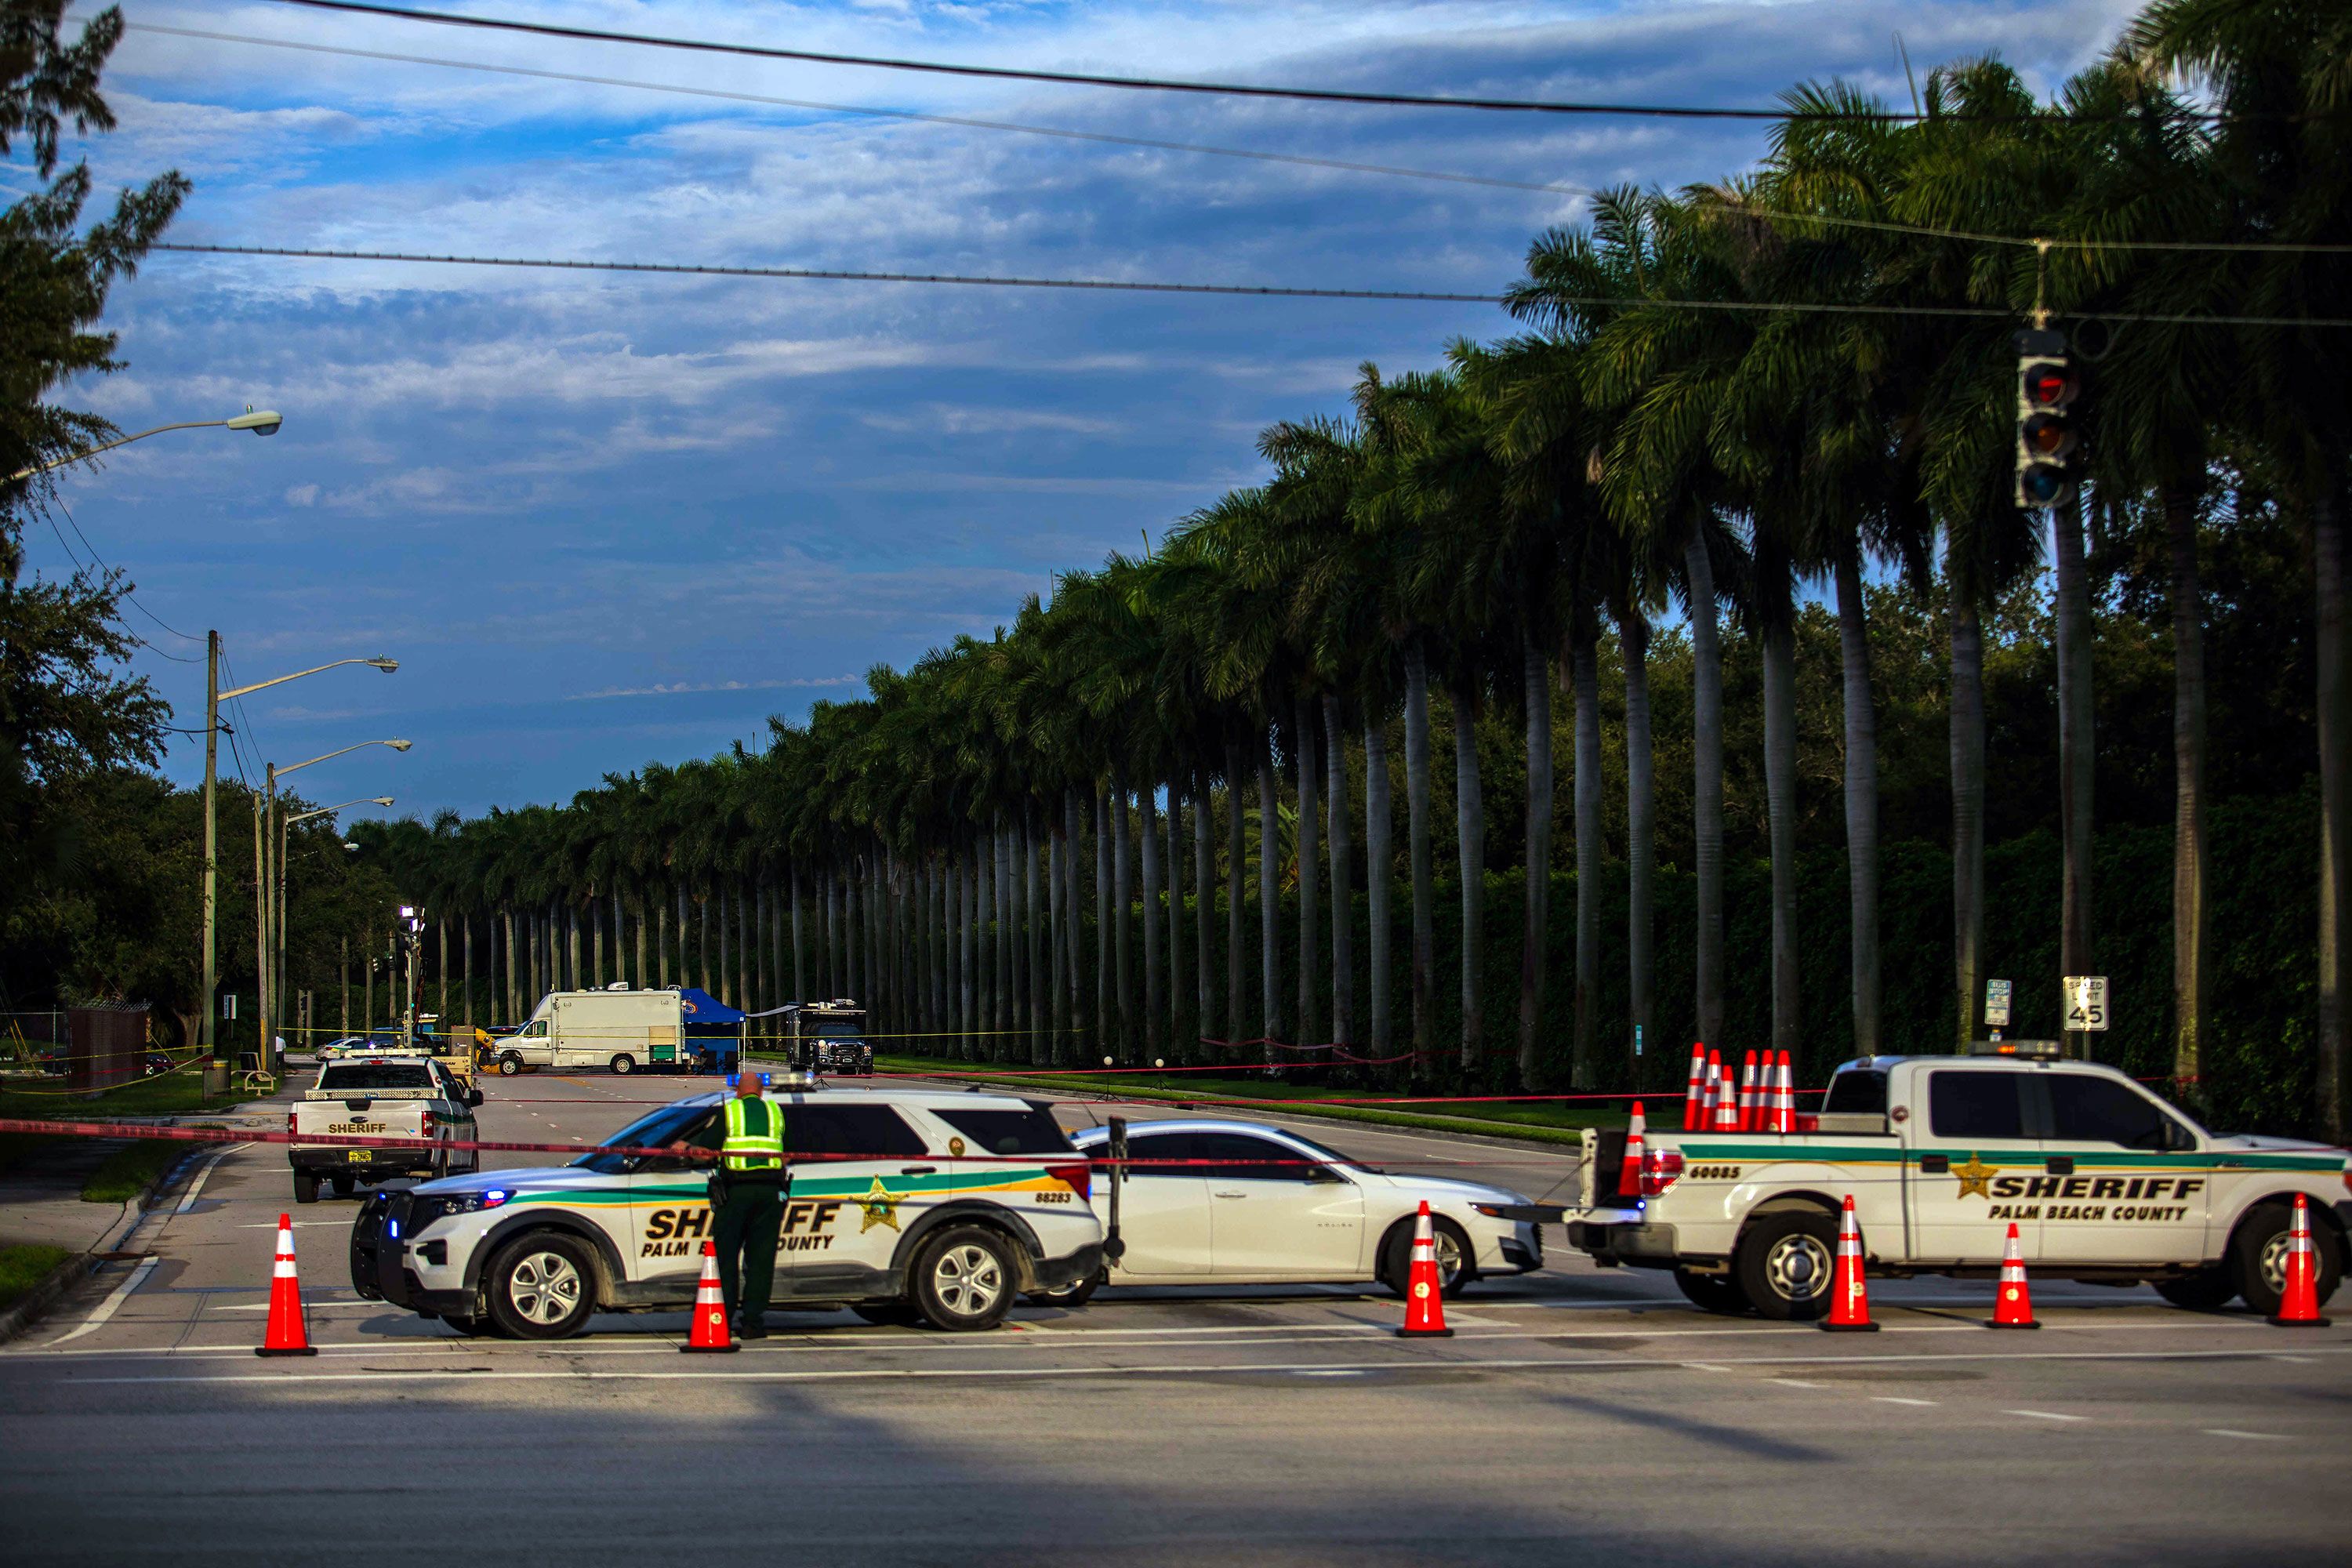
top-left (681, 1239), bottom-right (740, 1353)
top-left (1617, 1102), bottom-right (1647, 1199)
top-left (255, 1213), bottom-right (318, 1357)
top-left (1820, 1194), bottom-right (1878, 1332)
top-left (1988, 1221), bottom-right (2039, 1329)
top-left (1396, 1201), bottom-right (1454, 1338)
top-left (1682, 1043), bottom-right (1708, 1131)
top-left (1737, 1050), bottom-right (1759, 1132)
top-left (1715, 1054), bottom-right (1740, 1133)
top-left (2269, 1193), bottom-right (2332, 1328)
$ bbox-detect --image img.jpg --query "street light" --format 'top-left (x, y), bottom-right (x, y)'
top-left (6, 407), bottom-right (284, 484)
top-left (262, 744), bottom-right (411, 1075)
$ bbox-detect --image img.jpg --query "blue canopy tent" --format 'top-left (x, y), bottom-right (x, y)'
top-left (677, 988), bottom-right (745, 1073)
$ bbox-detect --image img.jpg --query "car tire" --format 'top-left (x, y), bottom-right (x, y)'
top-left (292, 1171), bottom-right (320, 1204)
top-left (1674, 1266), bottom-right (1751, 1315)
top-left (2154, 1266), bottom-right (2238, 1312)
top-left (1736, 1209), bottom-right (1841, 1321)
top-left (497, 1051), bottom-right (524, 1076)
top-left (2232, 1201), bottom-right (2345, 1318)
top-left (1026, 1269), bottom-right (1102, 1308)
top-left (909, 1225), bottom-right (1017, 1331)
top-left (1380, 1215), bottom-right (1477, 1299)
top-left (850, 1301), bottom-right (923, 1327)
top-left (330, 1174), bottom-right (356, 1199)
top-left (483, 1232), bottom-right (600, 1340)
top-left (609, 1054), bottom-right (635, 1076)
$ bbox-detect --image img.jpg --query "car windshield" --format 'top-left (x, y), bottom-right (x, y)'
top-left (1268, 1127), bottom-right (1375, 1173)
top-left (318, 1063), bottom-right (436, 1091)
top-left (1090, 1123), bottom-right (1375, 1173)
top-left (570, 1102), bottom-right (715, 1174)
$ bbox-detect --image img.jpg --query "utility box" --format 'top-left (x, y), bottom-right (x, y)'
top-left (67, 1003), bottom-right (149, 1091)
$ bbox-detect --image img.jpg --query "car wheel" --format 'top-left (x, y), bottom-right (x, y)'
top-left (292, 1171), bottom-right (320, 1204)
top-left (1381, 1215), bottom-right (1477, 1299)
top-left (910, 1225), bottom-right (1016, 1331)
top-left (609, 1054), bottom-right (635, 1076)
top-left (1737, 1209), bottom-right (1841, 1322)
top-left (851, 1301), bottom-right (923, 1327)
top-left (1674, 1266), bottom-right (1751, 1315)
top-left (330, 1174), bottom-right (355, 1199)
top-left (498, 1051), bottom-right (524, 1076)
top-left (483, 1232), bottom-right (599, 1340)
top-left (2233, 1202), bottom-right (2345, 1318)
top-left (2154, 1266), bottom-right (2238, 1312)
top-left (1026, 1269), bottom-right (1102, 1308)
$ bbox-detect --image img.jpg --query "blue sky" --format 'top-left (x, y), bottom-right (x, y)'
top-left (28, 0), bottom-right (2139, 822)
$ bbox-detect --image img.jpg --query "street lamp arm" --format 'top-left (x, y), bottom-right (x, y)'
top-left (275, 738), bottom-right (412, 779)
top-left (287, 795), bottom-right (396, 827)
top-left (6, 410), bottom-right (283, 485)
top-left (220, 656), bottom-right (397, 702)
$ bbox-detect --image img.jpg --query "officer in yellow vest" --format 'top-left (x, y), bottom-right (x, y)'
top-left (712, 1071), bottom-right (787, 1339)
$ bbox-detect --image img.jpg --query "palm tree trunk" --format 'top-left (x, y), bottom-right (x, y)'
top-left (462, 916), bottom-right (474, 1026)
top-left (1405, 641), bottom-right (1435, 1062)
top-left (1141, 782), bottom-right (1163, 1063)
top-left (789, 863), bottom-right (805, 1000)
top-left (978, 832), bottom-right (995, 1050)
top-left (2314, 489), bottom-right (2348, 1142)
top-left (1454, 673), bottom-right (1486, 1071)
top-left (1094, 785), bottom-right (1110, 1058)
top-left (719, 886), bottom-right (733, 1007)
top-left (960, 837), bottom-right (977, 1060)
top-left (1048, 827), bottom-right (1065, 1057)
top-left (1951, 585), bottom-right (1987, 1050)
top-left (568, 903), bottom-right (583, 996)
top-left (1575, 630), bottom-right (1604, 1087)
top-left (2166, 483), bottom-right (2208, 1088)
top-left (1296, 695), bottom-right (1321, 1051)
top-left (1066, 789), bottom-right (1087, 1066)
top-left (1364, 715), bottom-right (1394, 1074)
top-left (1000, 819), bottom-right (1018, 1036)
top-left (656, 896), bottom-right (670, 991)
top-left (1026, 808), bottom-right (1044, 1065)
top-left (1225, 742), bottom-right (1246, 1046)
top-left (1165, 779), bottom-right (1185, 1062)
top-left (438, 920), bottom-right (449, 1022)
top-left (1620, 605), bottom-right (1653, 1083)
top-left (1686, 535), bottom-right (1726, 1047)
top-left (1194, 768), bottom-right (1214, 1058)
top-left (1522, 636), bottom-right (1555, 1087)
top-left (1112, 775), bottom-right (1134, 1062)
top-left (1258, 743), bottom-right (1281, 1058)
top-left (1324, 695), bottom-right (1353, 1051)
top-left (1761, 586), bottom-right (1802, 1059)
top-left (636, 895), bottom-right (648, 996)
top-left (1836, 548), bottom-right (1884, 1060)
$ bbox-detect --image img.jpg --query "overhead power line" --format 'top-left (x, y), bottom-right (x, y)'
top-left (130, 24), bottom-right (1591, 199)
top-left (263, 0), bottom-right (2318, 124)
top-left (151, 243), bottom-right (2352, 327)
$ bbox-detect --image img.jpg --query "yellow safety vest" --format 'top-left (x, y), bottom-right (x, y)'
top-left (721, 1095), bottom-right (785, 1174)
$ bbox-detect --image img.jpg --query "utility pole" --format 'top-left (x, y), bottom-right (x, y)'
top-left (201, 630), bottom-right (219, 1065)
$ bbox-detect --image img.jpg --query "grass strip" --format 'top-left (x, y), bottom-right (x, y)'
top-left (0, 1069), bottom-right (246, 1123)
top-left (79, 1140), bottom-right (185, 1203)
top-left (0, 1244), bottom-right (74, 1311)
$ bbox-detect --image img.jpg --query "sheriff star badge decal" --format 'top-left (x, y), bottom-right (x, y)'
top-left (858, 1177), bottom-right (903, 1233)
top-left (1951, 1152), bottom-right (1998, 1200)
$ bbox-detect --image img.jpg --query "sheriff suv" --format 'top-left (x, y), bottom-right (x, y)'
top-left (348, 1083), bottom-right (1103, 1338)
top-left (1566, 1042), bottom-right (2350, 1319)
top-left (291, 1055), bottom-right (481, 1203)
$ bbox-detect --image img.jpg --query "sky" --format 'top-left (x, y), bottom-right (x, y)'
top-left (22, 0), bottom-right (2143, 823)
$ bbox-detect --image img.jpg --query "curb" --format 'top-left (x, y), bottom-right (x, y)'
top-left (0, 1142), bottom-right (207, 1345)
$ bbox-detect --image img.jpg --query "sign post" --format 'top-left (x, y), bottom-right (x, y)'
top-left (1984, 978), bottom-right (2013, 1041)
top-left (2063, 975), bottom-right (2108, 1058)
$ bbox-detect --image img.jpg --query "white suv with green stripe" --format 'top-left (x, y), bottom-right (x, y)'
top-left (1566, 1044), bottom-right (2350, 1320)
top-left (348, 1086), bottom-right (1103, 1338)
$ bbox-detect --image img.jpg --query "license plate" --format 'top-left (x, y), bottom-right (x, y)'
top-left (347, 1150), bottom-right (375, 1162)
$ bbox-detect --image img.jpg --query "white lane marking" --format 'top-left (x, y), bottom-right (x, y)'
top-left (1872, 1396), bottom-right (1939, 1406)
top-left (2203, 1428), bottom-right (2287, 1441)
top-left (1772, 1378), bottom-right (1824, 1388)
top-left (2005, 1409), bottom-right (2088, 1422)
top-left (1682, 1363), bottom-right (1731, 1372)
top-left (174, 1144), bottom-right (247, 1214)
top-left (48, 1258), bottom-right (161, 1347)
top-left (74, 1342), bottom-right (2352, 1388)
top-left (233, 1222), bottom-right (345, 1229)
top-left (1291, 1369), bottom-right (1365, 1377)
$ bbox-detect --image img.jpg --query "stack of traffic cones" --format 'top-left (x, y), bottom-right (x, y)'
top-left (1396, 1202), bottom-right (1454, 1338)
top-left (1820, 1195), bottom-right (1878, 1332)
top-left (681, 1240), bottom-right (740, 1353)
top-left (1988, 1221), bottom-right (2039, 1329)
top-left (1617, 1102), bottom-right (1647, 1200)
top-left (1683, 1044), bottom-right (1708, 1131)
top-left (2270, 1194), bottom-right (2332, 1328)
top-left (255, 1213), bottom-right (318, 1358)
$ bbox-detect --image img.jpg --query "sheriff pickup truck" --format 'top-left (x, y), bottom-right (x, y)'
top-left (290, 1055), bottom-right (483, 1204)
top-left (1566, 1041), bottom-right (2350, 1319)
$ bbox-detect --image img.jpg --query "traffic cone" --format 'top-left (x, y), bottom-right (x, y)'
top-left (1714, 1054), bottom-right (1739, 1133)
top-left (1396, 1201), bottom-right (1454, 1338)
top-left (1820, 1194), bottom-right (1879, 1332)
top-left (681, 1240), bottom-right (740, 1353)
top-left (1775, 1051), bottom-right (1795, 1133)
top-left (1988, 1221), bottom-right (2039, 1329)
top-left (1737, 1050), bottom-right (1760, 1132)
top-left (1617, 1102), bottom-right (1647, 1199)
top-left (1682, 1043), bottom-right (1708, 1131)
top-left (2269, 1193), bottom-right (2332, 1328)
top-left (255, 1213), bottom-right (318, 1357)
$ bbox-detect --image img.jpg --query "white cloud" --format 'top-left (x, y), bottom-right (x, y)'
top-left (568, 673), bottom-right (861, 699)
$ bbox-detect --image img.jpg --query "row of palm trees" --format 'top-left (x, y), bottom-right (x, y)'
top-left (349, 2), bottom-right (2347, 1134)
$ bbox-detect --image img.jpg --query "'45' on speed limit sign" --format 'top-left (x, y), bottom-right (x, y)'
top-left (2063, 975), bottom-right (2109, 1032)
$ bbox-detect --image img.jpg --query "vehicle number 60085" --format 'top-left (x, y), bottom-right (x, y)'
top-left (1686, 1164), bottom-right (1741, 1181)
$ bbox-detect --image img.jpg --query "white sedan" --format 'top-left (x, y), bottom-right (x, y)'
top-left (1044, 1118), bottom-right (1558, 1304)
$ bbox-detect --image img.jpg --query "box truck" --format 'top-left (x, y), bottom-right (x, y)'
top-left (494, 987), bottom-right (690, 1076)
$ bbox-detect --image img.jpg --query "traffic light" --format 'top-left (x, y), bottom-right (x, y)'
top-left (2014, 327), bottom-right (2078, 509)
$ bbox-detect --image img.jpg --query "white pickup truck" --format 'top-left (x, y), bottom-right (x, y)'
top-left (1565, 1042), bottom-right (2349, 1319)
top-left (290, 1055), bottom-right (482, 1204)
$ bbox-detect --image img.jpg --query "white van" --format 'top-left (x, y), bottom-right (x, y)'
top-left (496, 988), bottom-right (691, 1076)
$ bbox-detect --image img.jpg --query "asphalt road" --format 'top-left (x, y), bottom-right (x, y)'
top-left (3, 1067), bottom-right (2345, 1565)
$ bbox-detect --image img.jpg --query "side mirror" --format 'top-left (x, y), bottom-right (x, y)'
top-left (468, 1089), bottom-right (486, 1107)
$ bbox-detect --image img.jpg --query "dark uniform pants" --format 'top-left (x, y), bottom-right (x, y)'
top-left (714, 1174), bottom-right (786, 1323)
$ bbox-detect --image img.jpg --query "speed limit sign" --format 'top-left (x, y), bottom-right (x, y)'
top-left (2063, 975), bottom-right (2109, 1032)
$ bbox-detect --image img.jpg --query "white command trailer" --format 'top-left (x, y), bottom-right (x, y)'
top-left (496, 988), bottom-right (688, 1076)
